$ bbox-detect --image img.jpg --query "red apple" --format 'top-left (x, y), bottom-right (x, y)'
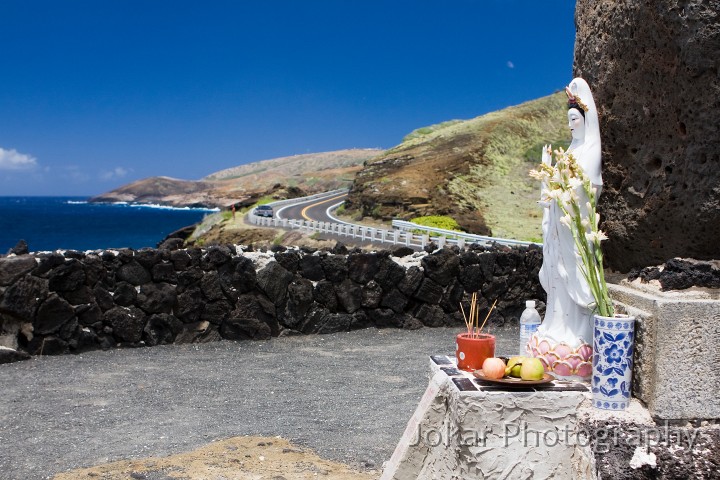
top-left (482, 357), bottom-right (507, 379)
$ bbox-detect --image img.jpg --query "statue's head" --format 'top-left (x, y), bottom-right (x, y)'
top-left (565, 82), bottom-right (591, 141)
top-left (568, 108), bottom-right (585, 141)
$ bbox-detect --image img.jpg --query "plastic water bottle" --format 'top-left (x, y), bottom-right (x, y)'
top-left (519, 300), bottom-right (541, 356)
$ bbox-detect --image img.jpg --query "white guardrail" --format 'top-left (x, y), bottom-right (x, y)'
top-left (247, 190), bottom-right (538, 249)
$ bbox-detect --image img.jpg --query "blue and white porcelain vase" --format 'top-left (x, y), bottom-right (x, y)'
top-left (592, 314), bottom-right (635, 411)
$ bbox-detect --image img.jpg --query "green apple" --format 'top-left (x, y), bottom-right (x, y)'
top-left (520, 357), bottom-right (545, 381)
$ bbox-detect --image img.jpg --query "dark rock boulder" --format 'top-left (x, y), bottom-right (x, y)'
top-left (313, 280), bottom-right (338, 311)
top-left (60, 286), bottom-right (94, 306)
top-left (398, 266), bottom-right (423, 297)
top-left (82, 255), bottom-right (107, 287)
top-left (459, 264), bottom-right (484, 293)
top-left (143, 313), bottom-right (183, 346)
top-left (392, 246), bottom-right (415, 258)
top-left (275, 250), bottom-right (301, 273)
top-left (0, 275), bottom-right (48, 321)
top-left (230, 256), bottom-right (258, 293)
top-left (113, 281), bottom-right (137, 307)
top-left (151, 262), bottom-right (177, 283)
top-left (413, 278), bottom-right (443, 305)
top-left (300, 255), bottom-right (325, 281)
top-left (104, 306), bottom-right (146, 343)
top-left (48, 260), bottom-right (86, 292)
top-left (9, 240), bottom-right (29, 255)
top-left (300, 306), bottom-right (351, 334)
top-left (170, 249), bottom-right (193, 270)
top-left (221, 294), bottom-right (276, 340)
top-left (421, 249), bottom-right (461, 286)
top-left (283, 279), bottom-right (314, 328)
top-left (134, 248), bottom-right (162, 270)
top-left (494, 250), bottom-right (521, 276)
top-left (440, 279), bottom-right (465, 314)
top-left (0, 256), bottom-right (37, 286)
top-left (413, 303), bottom-right (449, 327)
top-left (35, 253), bottom-right (66, 275)
top-left (347, 254), bottom-right (379, 284)
top-left (201, 245), bottom-right (232, 270)
top-left (176, 287), bottom-right (204, 323)
top-left (200, 271), bottom-right (226, 302)
top-left (34, 294), bottom-right (75, 335)
top-left (71, 327), bottom-right (100, 352)
top-left (137, 282), bottom-right (177, 314)
top-left (335, 278), bottom-right (362, 314)
top-left (374, 257), bottom-right (406, 292)
top-left (0, 347), bottom-right (31, 364)
top-left (177, 267), bottom-right (204, 289)
top-left (201, 300), bottom-right (232, 325)
top-left (76, 304), bottom-right (102, 326)
top-left (574, 0), bottom-right (720, 270)
top-left (93, 284), bottom-right (115, 311)
top-left (116, 260), bottom-right (151, 286)
top-left (380, 288), bottom-right (409, 314)
top-left (361, 280), bottom-right (383, 309)
top-left (321, 255), bottom-right (347, 283)
top-left (256, 261), bottom-right (294, 306)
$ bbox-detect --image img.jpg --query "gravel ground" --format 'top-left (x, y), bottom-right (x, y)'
top-left (0, 325), bottom-right (519, 480)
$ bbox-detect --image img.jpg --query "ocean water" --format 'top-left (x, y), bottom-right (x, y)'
top-left (0, 197), bottom-right (217, 253)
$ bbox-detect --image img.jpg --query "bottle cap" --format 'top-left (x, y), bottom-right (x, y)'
top-left (526, 300), bottom-right (536, 308)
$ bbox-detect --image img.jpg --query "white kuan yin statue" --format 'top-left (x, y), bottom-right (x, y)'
top-left (528, 77), bottom-right (602, 379)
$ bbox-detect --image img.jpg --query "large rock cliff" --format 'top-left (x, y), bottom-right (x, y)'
top-left (573, 0), bottom-right (720, 271)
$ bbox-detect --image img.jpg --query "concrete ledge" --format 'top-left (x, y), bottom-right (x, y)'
top-left (382, 358), bottom-right (589, 479)
top-left (609, 280), bottom-right (720, 421)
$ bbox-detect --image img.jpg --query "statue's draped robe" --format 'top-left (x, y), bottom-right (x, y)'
top-left (536, 142), bottom-right (602, 349)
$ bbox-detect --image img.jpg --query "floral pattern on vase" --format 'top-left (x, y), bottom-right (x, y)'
top-left (528, 333), bottom-right (593, 379)
top-left (592, 315), bottom-right (635, 411)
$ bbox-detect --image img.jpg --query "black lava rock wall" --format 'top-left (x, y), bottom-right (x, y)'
top-left (0, 243), bottom-right (545, 359)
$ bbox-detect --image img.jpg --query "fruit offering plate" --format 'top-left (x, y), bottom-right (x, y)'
top-left (473, 371), bottom-right (554, 386)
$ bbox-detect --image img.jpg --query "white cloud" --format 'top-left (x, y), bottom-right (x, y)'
top-left (507, 61), bottom-right (515, 69)
top-left (100, 167), bottom-right (132, 180)
top-left (0, 147), bottom-right (38, 171)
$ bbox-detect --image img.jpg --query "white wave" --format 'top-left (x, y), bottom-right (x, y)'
top-left (127, 203), bottom-right (219, 212)
top-left (65, 200), bottom-right (88, 205)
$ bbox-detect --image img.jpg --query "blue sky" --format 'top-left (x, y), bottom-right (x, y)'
top-left (0, 1), bottom-right (576, 196)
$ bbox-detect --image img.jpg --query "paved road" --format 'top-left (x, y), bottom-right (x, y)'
top-left (276, 193), bottom-right (348, 223)
top-left (0, 325), bottom-right (519, 479)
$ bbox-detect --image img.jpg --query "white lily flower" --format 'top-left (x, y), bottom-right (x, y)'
top-left (560, 215), bottom-right (572, 228)
top-left (547, 189), bottom-right (563, 200)
top-left (581, 218), bottom-right (591, 229)
top-left (568, 177), bottom-right (583, 189)
top-left (585, 230), bottom-right (609, 243)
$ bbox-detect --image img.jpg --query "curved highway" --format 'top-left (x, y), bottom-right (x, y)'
top-left (275, 192), bottom-right (348, 223)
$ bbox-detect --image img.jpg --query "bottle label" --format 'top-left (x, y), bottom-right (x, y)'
top-left (520, 324), bottom-right (539, 336)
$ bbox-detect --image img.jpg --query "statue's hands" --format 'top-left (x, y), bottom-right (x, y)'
top-left (541, 144), bottom-right (552, 166)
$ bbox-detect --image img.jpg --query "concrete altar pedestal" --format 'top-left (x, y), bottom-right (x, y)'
top-left (381, 356), bottom-right (592, 479)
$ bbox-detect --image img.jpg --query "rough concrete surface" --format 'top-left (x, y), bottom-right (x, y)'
top-left (0, 325), bottom-right (519, 480)
top-left (609, 280), bottom-right (720, 420)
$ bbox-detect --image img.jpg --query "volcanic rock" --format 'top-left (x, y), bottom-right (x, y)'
top-left (574, 0), bottom-right (720, 270)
